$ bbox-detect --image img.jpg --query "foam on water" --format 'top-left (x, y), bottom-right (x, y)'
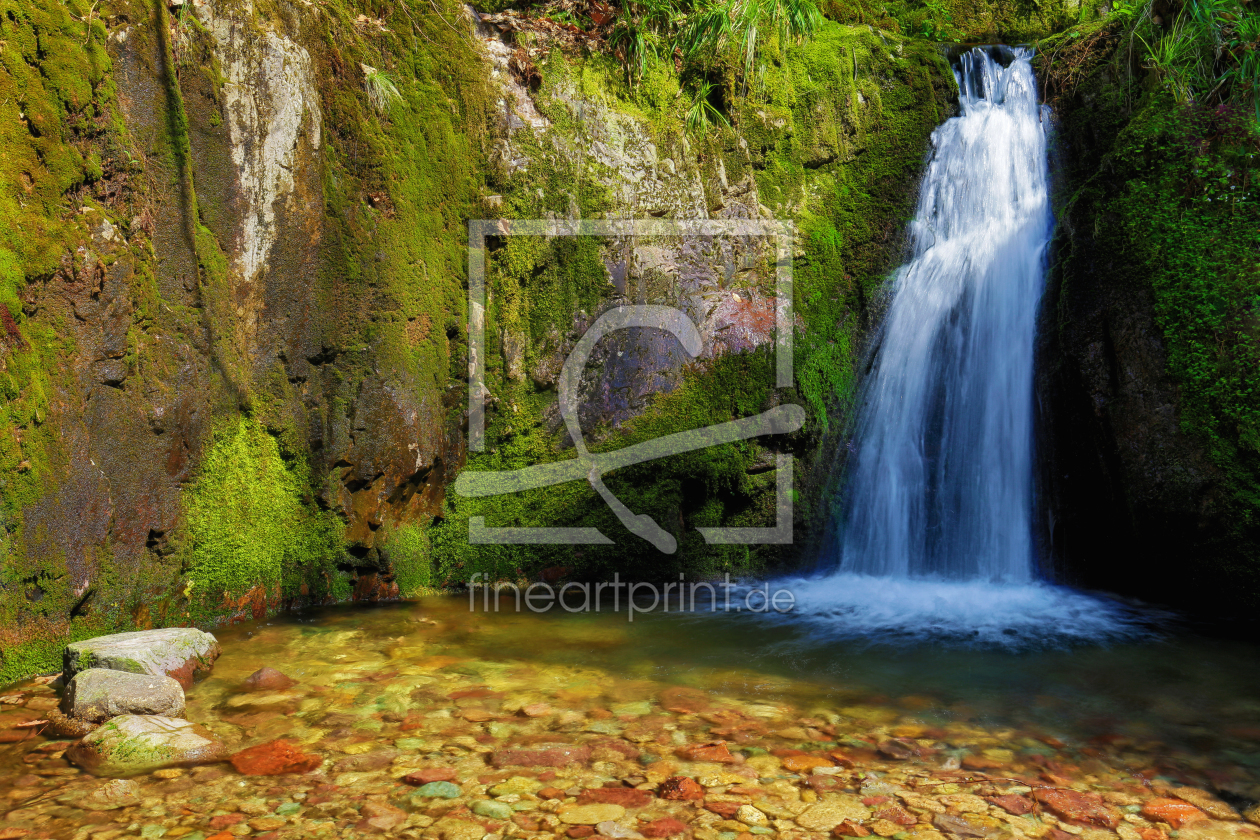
top-left (765, 574), bottom-right (1158, 650)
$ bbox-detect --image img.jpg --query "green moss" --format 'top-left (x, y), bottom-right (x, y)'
top-left (175, 418), bottom-right (348, 617)
top-left (1079, 99), bottom-right (1259, 547)
top-left (381, 522), bottom-right (436, 597)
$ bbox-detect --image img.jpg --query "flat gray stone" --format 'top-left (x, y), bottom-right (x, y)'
top-left (62, 668), bottom-right (185, 723)
top-left (63, 628), bottom-right (221, 689)
top-left (65, 714), bottom-right (227, 777)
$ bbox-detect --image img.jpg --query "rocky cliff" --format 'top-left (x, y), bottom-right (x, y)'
top-left (0, 0), bottom-right (974, 682)
top-left (1035, 17), bottom-right (1260, 613)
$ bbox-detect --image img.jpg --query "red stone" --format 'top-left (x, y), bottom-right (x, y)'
top-left (833, 821), bottom-right (871, 837)
top-left (678, 741), bottom-right (738, 763)
top-left (1141, 799), bottom-right (1208, 829)
top-left (706, 802), bottom-right (742, 819)
top-left (642, 818), bottom-right (690, 838)
top-left (962, 754), bottom-right (1005, 771)
top-left (1047, 828), bottom-right (1077, 840)
top-left (578, 787), bottom-right (652, 807)
top-left (404, 768), bottom-right (458, 785)
top-left (493, 745), bottom-right (591, 768)
top-left (658, 777), bottom-right (705, 801)
top-left (568, 827), bottom-right (595, 838)
top-left (874, 807), bottom-right (917, 826)
top-left (863, 797), bottom-right (890, 807)
top-left (230, 740), bottom-right (323, 776)
top-left (539, 787), bottom-right (567, 800)
top-left (828, 751), bottom-right (857, 768)
top-left (987, 795), bottom-right (1036, 816)
top-left (1139, 829), bottom-right (1168, 840)
top-left (659, 687), bottom-right (712, 714)
top-left (1033, 789), bottom-right (1120, 829)
top-left (243, 667), bottom-right (296, 692)
top-left (209, 814), bottom-right (246, 830)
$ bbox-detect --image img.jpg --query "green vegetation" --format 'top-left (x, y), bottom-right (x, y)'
top-left (1076, 100), bottom-right (1259, 550)
top-left (1114, 0), bottom-right (1259, 120)
top-left (177, 418), bottom-right (349, 615)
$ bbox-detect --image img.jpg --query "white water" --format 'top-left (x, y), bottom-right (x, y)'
top-left (791, 48), bottom-right (1149, 647)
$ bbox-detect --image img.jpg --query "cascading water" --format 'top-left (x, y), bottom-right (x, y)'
top-left (778, 47), bottom-right (1148, 647)
top-left (841, 46), bottom-right (1047, 582)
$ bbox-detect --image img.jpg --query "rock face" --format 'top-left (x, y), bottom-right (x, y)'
top-left (63, 629), bottom-right (221, 689)
top-left (0, 0), bottom-right (952, 683)
top-left (65, 715), bottom-right (227, 777)
top-left (1035, 32), bottom-right (1260, 612)
top-left (62, 668), bottom-right (186, 723)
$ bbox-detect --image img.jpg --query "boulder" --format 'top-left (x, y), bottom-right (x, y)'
top-left (64, 628), bottom-right (221, 689)
top-left (65, 714), bottom-right (227, 777)
top-left (62, 668), bottom-right (185, 723)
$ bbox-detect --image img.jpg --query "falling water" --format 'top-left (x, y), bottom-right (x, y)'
top-left (840, 46), bottom-right (1050, 582)
top-left (777, 48), bottom-right (1148, 646)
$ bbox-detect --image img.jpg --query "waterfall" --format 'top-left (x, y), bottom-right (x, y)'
top-left (839, 46), bottom-right (1051, 582)
top-left (774, 48), bottom-right (1145, 647)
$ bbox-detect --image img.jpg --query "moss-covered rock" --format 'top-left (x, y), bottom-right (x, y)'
top-left (1035, 20), bottom-right (1260, 612)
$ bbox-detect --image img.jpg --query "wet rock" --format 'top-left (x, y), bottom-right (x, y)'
top-left (570, 828), bottom-right (597, 838)
top-left (707, 802), bottom-right (743, 819)
top-left (491, 776), bottom-right (545, 796)
top-left (961, 755), bottom-right (1005, 771)
top-left (560, 803), bottom-right (627, 824)
top-left (797, 797), bottom-right (871, 831)
top-left (1033, 789), bottom-right (1121, 829)
top-left (66, 715), bottom-right (227, 776)
top-left (242, 667), bottom-right (296, 692)
top-left (1171, 789), bottom-right (1241, 821)
top-left (875, 806), bottom-right (918, 826)
top-left (415, 781), bottom-right (463, 798)
top-left (63, 628), bottom-right (221, 689)
top-left (933, 813), bottom-right (1001, 839)
top-left (249, 816), bottom-right (287, 832)
top-left (642, 818), bottom-right (690, 837)
top-left (229, 739), bottom-right (323, 775)
top-left (987, 795), bottom-right (1035, 816)
top-left (521, 703), bottom-right (554, 717)
top-left (782, 754), bottom-right (835, 773)
top-left (737, 805), bottom-right (769, 826)
top-left (333, 747), bottom-right (399, 772)
top-left (1142, 798), bottom-right (1210, 829)
top-left (473, 800), bottom-right (515, 820)
top-left (579, 787), bottom-right (653, 807)
top-left (879, 739), bottom-right (921, 760)
top-left (678, 741), bottom-right (738, 763)
top-left (834, 820), bottom-right (872, 837)
top-left (658, 776), bottom-right (704, 801)
top-left (44, 709), bottom-right (99, 738)
top-left (493, 744), bottom-right (592, 767)
top-left (598, 820), bottom-right (646, 839)
top-left (872, 820), bottom-right (907, 837)
top-left (405, 767), bottom-right (458, 785)
top-left (659, 687), bottom-right (712, 714)
top-left (362, 801), bottom-right (409, 830)
top-left (72, 778), bottom-right (142, 810)
top-left (62, 668), bottom-right (185, 722)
